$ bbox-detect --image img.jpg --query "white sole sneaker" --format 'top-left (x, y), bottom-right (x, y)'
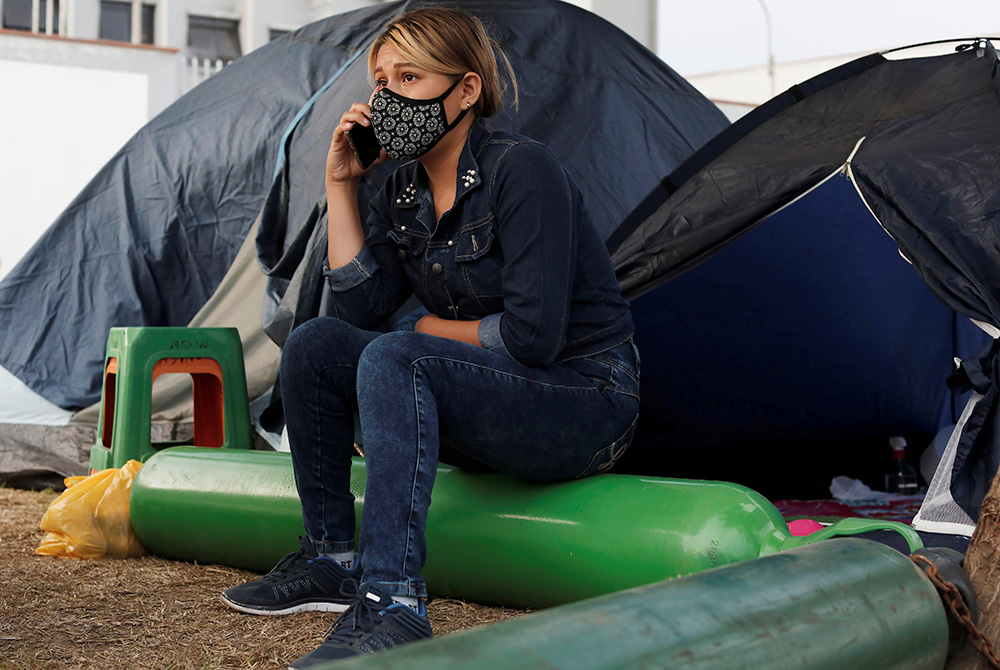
top-left (220, 593), bottom-right (352, 616)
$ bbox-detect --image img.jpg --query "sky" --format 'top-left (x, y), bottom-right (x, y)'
top-left (656, 0), bottom-right (1000, 76)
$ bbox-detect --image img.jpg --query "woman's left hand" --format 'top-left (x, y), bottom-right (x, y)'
top-left (415, 315), bottom-right (483, 347)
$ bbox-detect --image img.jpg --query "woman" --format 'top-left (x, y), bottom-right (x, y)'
top-left (222, 7), bottom-right (639, 667)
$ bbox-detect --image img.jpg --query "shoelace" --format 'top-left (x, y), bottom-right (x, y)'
top-left (322, 579), bottom-right (381, 644)
top-left (260, 537), bottom-right (313, 584)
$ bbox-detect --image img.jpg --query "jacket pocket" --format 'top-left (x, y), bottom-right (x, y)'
top-left (455, 215), bottom-right (503, 313)
top-left (386, 226), bottom-right (427, 257)
top-left (454, 214), bottom-right (496, 262)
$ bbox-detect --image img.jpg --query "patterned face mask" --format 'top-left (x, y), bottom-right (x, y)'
top-left (369, 79), bottom-right (469, 161)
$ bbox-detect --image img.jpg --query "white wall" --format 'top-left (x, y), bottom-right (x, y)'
top-left (161, 0), bottom-right (239, 50)
top-left (564, 0), bottom-right (656, 50)
top-left (0, 31), bottom-right (179, 280)
top-left (245, 0), bottom-right (310, 52)
top-left (159, 0), bottom-right (319, 56)
top-left (68, 0), bottom-right (101, 39)
top-left (684, 42), bottom-right (969, 115)
top-left (685, 52), bottom-right (868, 108)
top-left (0, 58), bottom-right (148, 280)
top-left (307, 0), bottom-right (378, 24)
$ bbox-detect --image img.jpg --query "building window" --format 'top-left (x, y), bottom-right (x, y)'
top-left (269, 28), bottom-right (289, 42)
top-left (99, 1), bottom-right (130, 41)
top-left (99, 1), bottom-right (155, 44)
top-left (140, 4), bottom-right (154, 43)
top-left (188, 15), bottom-right (241, 62)
top-left (2, 0), bottom-right (60, 35)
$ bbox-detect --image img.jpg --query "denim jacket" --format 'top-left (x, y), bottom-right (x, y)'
top-left (324, 124), bottom-right (633, 367)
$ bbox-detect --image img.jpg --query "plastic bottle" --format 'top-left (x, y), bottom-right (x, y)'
top-left (885, 436), bottom-right (919, 495)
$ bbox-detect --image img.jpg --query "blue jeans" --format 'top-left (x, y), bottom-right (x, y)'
top-left (280, 317), bottom-right (640, 598)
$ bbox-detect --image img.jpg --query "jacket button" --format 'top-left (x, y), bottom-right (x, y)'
top-left (431, 263), bottom-right (443, 275)
top-left (398, 250), bottom-right (407, 261)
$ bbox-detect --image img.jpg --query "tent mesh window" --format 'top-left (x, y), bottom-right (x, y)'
top-left (913, 394), bottom-right (982, 537)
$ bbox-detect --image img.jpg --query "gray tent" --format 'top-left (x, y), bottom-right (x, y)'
top-left (0, 0), bottom-right (727, 486)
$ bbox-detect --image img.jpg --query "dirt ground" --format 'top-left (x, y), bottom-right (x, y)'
top-left (0, 487), bottom-right (527, 670)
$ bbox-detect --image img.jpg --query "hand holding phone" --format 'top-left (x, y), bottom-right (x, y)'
top-left (346, 120), bottom-right (382, 169)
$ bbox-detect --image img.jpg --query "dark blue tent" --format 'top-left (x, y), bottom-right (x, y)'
top-left (626, 175), bottom-right (986, 497)
top-left (610, 40), bottom-right (999, 520)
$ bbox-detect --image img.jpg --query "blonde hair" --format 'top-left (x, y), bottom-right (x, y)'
top-left (367, 6), bottom-right (518, 118)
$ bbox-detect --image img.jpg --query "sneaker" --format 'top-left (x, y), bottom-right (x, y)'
top-left (288, 582), bottom-right (433, 669)
top-left (220, 536), bottom-right (359, 615)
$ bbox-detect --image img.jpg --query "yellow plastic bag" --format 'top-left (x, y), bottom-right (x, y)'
top-left (36, 459), bottom-right (148, 558)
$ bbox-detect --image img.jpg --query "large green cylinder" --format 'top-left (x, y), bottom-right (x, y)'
top-left (324, 539), bottom-right (949, 670)
top-left (130, 447), bottom-right (921, 609)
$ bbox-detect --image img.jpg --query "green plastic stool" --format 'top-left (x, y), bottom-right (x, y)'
top-left (89, 327), bottom-right (253, 472)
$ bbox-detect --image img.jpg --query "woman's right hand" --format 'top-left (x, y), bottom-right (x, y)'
top-left (326, 103), bottom-right (385, 185)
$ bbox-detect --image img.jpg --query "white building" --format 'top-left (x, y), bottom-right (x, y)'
top-left (685, 39), bottom-right (997, 123)
top-left (0, 0), bottom-right (359, 279)
top-left (0, 0), bottom-right (655, 280)
top-left (688, 55), bottom-right (842, 122)
top-left (686, 51), bottom-right (872, 122)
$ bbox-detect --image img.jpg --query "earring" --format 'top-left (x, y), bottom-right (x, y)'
top-left (465, 102), bottom-right (471, 109)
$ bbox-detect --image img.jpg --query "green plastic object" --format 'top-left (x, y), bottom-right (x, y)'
top-left (323, 539), bottom-right (949, 670)
top-left (89, 327), bottom-right (252, 472)
top-left (130, 447), bottom-right (923, 609)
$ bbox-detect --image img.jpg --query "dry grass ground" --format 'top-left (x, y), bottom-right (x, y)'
top-left (0, 487), bottom-right (527, 670)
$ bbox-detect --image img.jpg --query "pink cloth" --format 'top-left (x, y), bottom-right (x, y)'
top-left (786, 518), bottom-right (825, 536)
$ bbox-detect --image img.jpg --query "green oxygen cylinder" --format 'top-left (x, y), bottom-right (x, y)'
top-left (129, 447), bottom-right (922, 609)
top-left (319, 539), bottom-right (950, 670)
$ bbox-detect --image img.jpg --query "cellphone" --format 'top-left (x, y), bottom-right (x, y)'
top-left (346, 120), bottom-right (382, 169)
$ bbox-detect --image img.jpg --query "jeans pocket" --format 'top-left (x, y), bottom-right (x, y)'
top-left (575, 412), bottom-right (639, 479)
top-left (588, 340), bottom-right (640, 391)
top-left (628, 338), bottom-right (641, 377)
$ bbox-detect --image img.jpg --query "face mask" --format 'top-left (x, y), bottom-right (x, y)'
top-left (369, 78), bottom-right (469, 161)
